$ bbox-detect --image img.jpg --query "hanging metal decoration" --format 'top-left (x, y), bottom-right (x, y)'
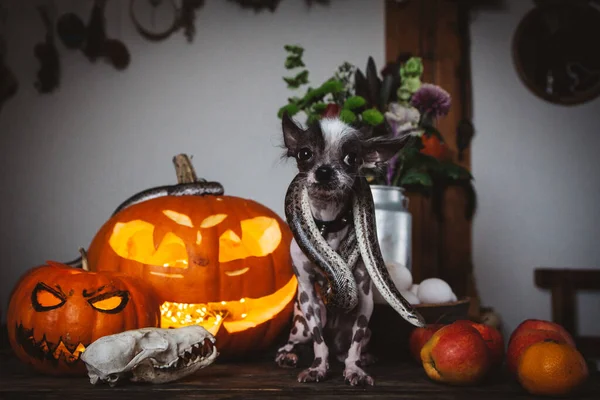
top-left (56, 12), bottom-right (87, 50)
top-left (84, 0), bottom-right (131, 70)
top-left (34, 4), bottom-right (60, 93)
top-left (228, 0), bottom-right (281, 12)
top-left (129, 0), bottom-right (205, 42)
top-left (0, 5), bottom-right (18, 112)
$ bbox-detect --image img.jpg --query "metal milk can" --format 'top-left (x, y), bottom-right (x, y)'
top-left (370, 185), bottom-right (412, 304)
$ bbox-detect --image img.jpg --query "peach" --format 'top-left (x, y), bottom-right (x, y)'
top-left (454, 320), bottom-right (505, 367)
top-left (420, 322), bottom-right (491, 385)
top-left (408, 324), bottom-right (444, 363)
top-left (506, 329), bottom-right (569, 374)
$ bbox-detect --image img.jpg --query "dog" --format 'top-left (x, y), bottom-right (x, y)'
top-left (275, 113), bottom-right (421, 386)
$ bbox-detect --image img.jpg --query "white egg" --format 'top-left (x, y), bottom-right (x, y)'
top-left (417, 278), bottom-right (455, 304)
top-left (409, 284), bottom-right (419, 296)
top-left (450, 292), bottom-right (457, 302)
top-left (386, 261), bottom-right (413, 291)
top-left (400, 289), bottom-right (420, 305)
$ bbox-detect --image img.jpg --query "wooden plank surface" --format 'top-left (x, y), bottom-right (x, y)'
top-left (1, 348), bottom-right (598, 400)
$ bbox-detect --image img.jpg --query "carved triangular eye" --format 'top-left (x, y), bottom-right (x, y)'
top-left (31, 283), bottom-right (67, 312)
top-left (88, 291), bottom-right (129, 314)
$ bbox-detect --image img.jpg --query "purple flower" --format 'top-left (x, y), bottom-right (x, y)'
top-left (410, 83), bottom-right (451, 117)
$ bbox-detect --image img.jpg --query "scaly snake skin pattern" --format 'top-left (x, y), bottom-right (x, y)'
top-left (285, 174), bottom-right (425, 327)
top-left (284, 174), bottom-right (359, 310)
top-left (64, 180), bottom-right (224, 267)
top-left (337, 229), bottom-right (359, 270)
top-left (351, 177), bottom-right (425, 328)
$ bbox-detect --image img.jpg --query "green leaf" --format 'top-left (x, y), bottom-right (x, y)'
top-left (361, 109), bottom-right (384, 126)
top-left (438, 162), bottom-right (473, 180)
top-left (422, 124), bottom-right (445, 142)
top-left (283, 70), bottom-right (309, 89)
top-left (285, 55), bottom-right (305, 69)
top-left (277, 103), bottom-right (300, 118)
top-left (300, 80), bottom-right (344, 106)
top-left (311, 102), bottom-right (328, 113)
top-left (307, 113), bottom-right (321, 125)
top-left (319, 79), bottom-right (344, 94)
top-left (284, 45), bottom-right (304, 56)
top-left (340, 109), bottom-right (357, 124)
top-left (400, 169), bottom-right (432, 187)
top-left (343, 96), bottom-right (366, 110)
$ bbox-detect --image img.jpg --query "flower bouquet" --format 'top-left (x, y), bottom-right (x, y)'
top-left (277, 45), bottom-right (476, 219)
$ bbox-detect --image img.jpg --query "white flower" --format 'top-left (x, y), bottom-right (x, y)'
top-left (385, 103), bottom-right (423, 137)
top-left (385, 103), bottom-right (420, 126)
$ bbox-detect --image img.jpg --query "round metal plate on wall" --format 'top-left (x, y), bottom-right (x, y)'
top-left (512, 2), bottom-right (600, 106)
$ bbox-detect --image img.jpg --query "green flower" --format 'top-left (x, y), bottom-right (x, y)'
top-left (400, 57), bottom-right (424, 79)
top-left (361, 109), bottom-right (384, 126)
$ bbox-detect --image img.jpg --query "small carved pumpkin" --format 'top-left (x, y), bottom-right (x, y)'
top-left (7, 251), bottom-right (161, 376)
top-left (84, 155), bottom-right (297, 358)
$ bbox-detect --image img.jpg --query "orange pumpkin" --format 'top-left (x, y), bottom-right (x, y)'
top-left (86, 193), bottom-right (297, 358)
top-left (7, 252), bottom-right (161, 376)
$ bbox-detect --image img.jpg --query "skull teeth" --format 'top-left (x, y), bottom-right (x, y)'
top-left (156, 339), bottom-right (215, 370)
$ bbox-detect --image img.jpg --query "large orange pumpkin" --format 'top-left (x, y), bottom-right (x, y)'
top-left (85, 167), bottom-right (297, 358)
top-left (7, 253), bottom-right (161, 376)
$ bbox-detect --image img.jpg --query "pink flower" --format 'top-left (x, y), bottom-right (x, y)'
top-left (410, 83), bottom-right (451, 117)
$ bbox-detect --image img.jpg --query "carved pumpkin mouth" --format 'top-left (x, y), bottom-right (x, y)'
top-left (15, 323), bottom-right (87, 366)
top-left (160, 275), bottom-right (297, 335)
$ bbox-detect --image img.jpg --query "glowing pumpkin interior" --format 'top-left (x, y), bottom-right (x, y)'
top-left (105, 209), bottom-right (297, 336)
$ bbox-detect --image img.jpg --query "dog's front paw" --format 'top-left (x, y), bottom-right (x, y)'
top-left (275, 350), bottom-right (298, 368)
top-left (343, 365), bottom-right (374, 386)
top-left (297, 366), bottom-right (327, 383)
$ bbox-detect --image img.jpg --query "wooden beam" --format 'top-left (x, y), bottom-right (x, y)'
top-left (385, 0), bottom-right (478, 316)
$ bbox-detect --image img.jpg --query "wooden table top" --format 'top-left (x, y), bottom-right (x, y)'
top-left (0, 348), bottom-right (598, 400)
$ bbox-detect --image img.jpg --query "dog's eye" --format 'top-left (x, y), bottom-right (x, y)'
top-left (344, 152), bottom-right (358, 166)
top-left (297, 148), bottom-right (313, 162)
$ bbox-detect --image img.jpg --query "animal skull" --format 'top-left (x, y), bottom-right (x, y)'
top-left (80, 326), bottom-right (218, 386)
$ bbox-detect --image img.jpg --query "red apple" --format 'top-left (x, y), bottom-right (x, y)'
top-left (509, 319), bottom-right (575, 347)
top-left (506, 329), bottom-right (569, 374)
top-left (408, 324), bottom-right (444, 363)
top-left (454, 320), bottom-right (505, 367)
top-left (420, 322), bottom-right (491, 385)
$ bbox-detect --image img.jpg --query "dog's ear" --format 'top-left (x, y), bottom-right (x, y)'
top-left (282, 112), bottom-right (304, 150)
top-left (358, 125), bottom-right (373, 139)
top-left (361, 135), bottom-right (410, 168)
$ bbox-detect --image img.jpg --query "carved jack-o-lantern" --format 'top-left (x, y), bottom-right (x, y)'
top-left (7, 253), bottom-right (161, 376)
top-left (86, 192), bottom-right (297, 357)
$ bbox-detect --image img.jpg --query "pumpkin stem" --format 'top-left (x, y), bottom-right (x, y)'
top-left (173, 154), bottom-right (198, 184)
top-left (78, 247), bottom-right (90, 271)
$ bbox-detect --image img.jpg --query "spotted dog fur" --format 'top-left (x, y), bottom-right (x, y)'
top-left (275, 115), bottom-right (424, 386)
top-left (276, 224), bottom-right (376, 385)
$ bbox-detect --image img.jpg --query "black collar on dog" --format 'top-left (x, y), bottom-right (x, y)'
top-left (314, 210), bottom-right (352, 237)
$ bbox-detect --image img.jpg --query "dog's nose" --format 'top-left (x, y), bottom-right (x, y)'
top-left (315, 166), bottom-right (334, 182)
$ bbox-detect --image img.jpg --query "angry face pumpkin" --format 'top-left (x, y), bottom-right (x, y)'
top-left (7, 259), bottom-right (160, 376)
top-left (85, 194), bottom-right (297, 358)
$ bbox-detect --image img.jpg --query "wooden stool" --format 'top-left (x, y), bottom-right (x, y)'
top-left (535, 268), bottom-right (600, 358)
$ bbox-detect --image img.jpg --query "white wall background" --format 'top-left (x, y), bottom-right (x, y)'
top-left (0, 0), bottom-right (598, 343)
top-left (470, 1), bottom-right (600, 337)
top-left (0, 0), bottom-right (385, 318)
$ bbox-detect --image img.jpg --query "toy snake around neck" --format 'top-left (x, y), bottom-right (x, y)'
top-left (285, 173), bottom-right (425, 327)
